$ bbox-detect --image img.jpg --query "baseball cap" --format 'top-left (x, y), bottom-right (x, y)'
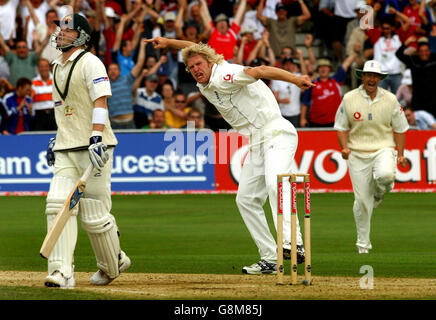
top-left (276, 3), bottom-right (287, 11)
top-left (146, 74), bottom-right (159, 82)
top-left (164, 12), bottom-right (176, 22)
top-left (157, 64), bottom-right (169, 76)
top-left (215, 13), bottom-right (228, 23)
top-left (240, 25), bottom-right (256, 35)
top-left (105, 7), bottom-right (120, 19)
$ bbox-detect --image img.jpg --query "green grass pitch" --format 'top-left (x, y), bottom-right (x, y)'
top-left (1, 192), bottom-right (435, 278)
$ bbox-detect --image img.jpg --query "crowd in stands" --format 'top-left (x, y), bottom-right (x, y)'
top-left (1, 0), bottom-right (436, 135)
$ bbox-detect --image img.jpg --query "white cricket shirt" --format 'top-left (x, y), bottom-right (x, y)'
top-left (197, 61), bottom-right (297, 140)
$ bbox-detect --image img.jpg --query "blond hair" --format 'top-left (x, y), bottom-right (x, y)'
top-left (181, 42), bottom-right (224, 72)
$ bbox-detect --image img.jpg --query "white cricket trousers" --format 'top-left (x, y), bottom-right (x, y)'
top-left (46, 149), bottom-right (113, 277)
top-left (236, 130), bottom-right (302, 263)
top-left (348, 148), bottom-right (397, 249)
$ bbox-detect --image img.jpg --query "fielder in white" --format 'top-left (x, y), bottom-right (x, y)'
top-left (334, 60), bottom-right (409, 254)
top-left (145, 36), bottom-right (314, 274)
top-left (43, 14), bottom-right (131, 287)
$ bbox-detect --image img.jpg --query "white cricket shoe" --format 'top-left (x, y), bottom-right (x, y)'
top-left (90, 251), bottom-right (131, 285)
top-left (242, 259), bottom-right (277, 275)
top-left (44, 271), bottom-right (75, 288)
top-left (358, 246), bottom-right (369, 254)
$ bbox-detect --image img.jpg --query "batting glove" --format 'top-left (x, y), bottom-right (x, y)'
top-left (46, 137), bottom-right (56, 166)
top-left (88, 136), bottom-right (109, 170)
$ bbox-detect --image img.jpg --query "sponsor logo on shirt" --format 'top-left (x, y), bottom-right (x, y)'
top-left (54, 101), bottom-right (62, 107)
top-left (93, 76), bottom-right (109, 84)
top-left (354, 112), bottom-right (363, 121)
top-left (223, 73), bottom-right (234, 83)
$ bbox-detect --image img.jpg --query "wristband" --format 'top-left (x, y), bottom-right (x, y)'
top-left (89, 135), bottom-right (103, 145)
top-left (92, 107), bottom-right (108, 125)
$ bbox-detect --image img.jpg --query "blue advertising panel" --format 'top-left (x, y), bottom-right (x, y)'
top-left (0, 131), bottom-right (216, 192)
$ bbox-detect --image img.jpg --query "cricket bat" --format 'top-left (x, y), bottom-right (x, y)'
top-left (40, 163), bottom-right (94, 259)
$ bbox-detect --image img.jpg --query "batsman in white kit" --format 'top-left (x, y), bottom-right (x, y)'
top-left (145, 36), bottom-right (314, 274)
top-left (334, 60), bottom-right (408, 254)
top-left (43, 13), bottom-right (130, 287)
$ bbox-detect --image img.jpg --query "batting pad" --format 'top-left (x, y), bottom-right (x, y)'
top-left (80, 198), bottom-right (121, 279)
top-left (45, 175), bottom-right (79, 278)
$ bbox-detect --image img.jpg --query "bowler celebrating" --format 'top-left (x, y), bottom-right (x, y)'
top-left (145, 36), bottom-right (314, 274)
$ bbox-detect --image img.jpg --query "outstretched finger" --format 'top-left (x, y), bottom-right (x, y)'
top-left (143, 38), bottom-right (156, 43)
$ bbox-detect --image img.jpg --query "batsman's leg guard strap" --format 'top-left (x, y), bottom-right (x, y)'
top-left (45, 175), bottom-right (78, 278)
top-left (80, 198), bottom-right (121, 279)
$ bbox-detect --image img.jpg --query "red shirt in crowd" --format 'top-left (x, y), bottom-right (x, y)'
top-left (208, 21), bottom-right (241, 61)
top-left (301, 67), bottom-right (346, 125)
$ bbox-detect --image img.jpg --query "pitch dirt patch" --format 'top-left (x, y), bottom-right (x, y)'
top-left (1, 271), bottom-right (436, 299)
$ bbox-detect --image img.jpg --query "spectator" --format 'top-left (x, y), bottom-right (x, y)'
top-left (2, 77), bottom-right (33, 134)
top-left (175, 0), bottom-right (210, 43)
top-left (154, 11), bottom-right (178, 39)
top-left (32, 58), bottom-right (55, 131)
top-left (237, 0), bottom-right (265, 40)
top-left (0, 35), bottom-right (41, 87)
top-left (101, 5), bottom-right (122, 67)
top-left (142, 109), bottom-right (168, 129)
top-left (346, 1), bottom-right (369, 89)
top-left (234, 25), bottom-right (258, 65)
top-left (186, 0), bottom-right (204, 32)
top-left (373, 17), bottom-right (404, 93)
top-left (111, 7), bottom-right (144, 76)
top-left (256, 0), bottom-right (311, 59)
top-left (133, 73), bottom-right (163, 128)
top-left (396, 37), bottom-right (436, 117)
top-left (270, 57), bottom-right (303, 128)
top-left (204, 0), bottom-right (247, 61)
top-left (0, 0), bottom-right (19, 43)
top-left (245, 30), bottom-right (276, 67)
top-left (182, 106), bottom-right (206, 128)
top-left (403, 105), bottom-right (436, 129)
top-left (274, 45), bottom-right (294, 67)
top-left (107, 38), bottom-right (147, 129)
top-left (165, 89), bottom-right (190, 128)
top-left (300, 53), bottom-right (357, 127)
top-left (363, 3), bottom-right (413, 58)
top-left (330, 0), bottom-right (358, 63)
top-left (22, 0), bottom-right (58, 63)
top-left (396, 69), bottom-right (412, 108)
top-left (20, 0), bottom-right (50, 49)
top-left (402, 0), bottom-right (433, 44)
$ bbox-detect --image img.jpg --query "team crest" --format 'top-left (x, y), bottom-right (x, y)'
top-left (64, 105), bottom-right (73, 116)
